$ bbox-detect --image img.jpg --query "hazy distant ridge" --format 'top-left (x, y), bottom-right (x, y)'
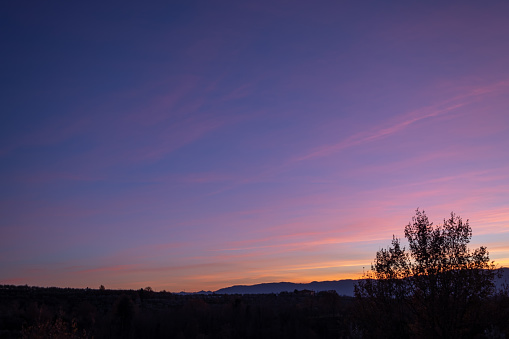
top-left (214, 268), bottom-right (509, 296)
top-left (215, 279), bottom-right (356, 296)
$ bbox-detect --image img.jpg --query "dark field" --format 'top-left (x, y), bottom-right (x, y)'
top-left (2, 284), bottom-right (509, 338)
top-left (0, 285), bottom-right (357, 339)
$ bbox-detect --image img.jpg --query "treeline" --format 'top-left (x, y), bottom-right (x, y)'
top-left (0, 285), bottom-right (357, 338)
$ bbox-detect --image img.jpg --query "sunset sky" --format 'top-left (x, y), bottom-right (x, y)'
top-left (1, 1), bottom-right (509, 292)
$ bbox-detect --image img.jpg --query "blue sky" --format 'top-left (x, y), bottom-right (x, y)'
top-left (1, 1), bottom-right (509, 291)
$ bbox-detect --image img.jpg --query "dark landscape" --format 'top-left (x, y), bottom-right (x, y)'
top-left (3, 213), bottom-right (509, 338)
top-left (1, 268), bottom-right (509, 339)
top-left (0, 284), bottom-right (357, 339)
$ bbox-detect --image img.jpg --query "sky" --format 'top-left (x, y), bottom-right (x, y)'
top-left (1, 1), bottom-right (509, 292)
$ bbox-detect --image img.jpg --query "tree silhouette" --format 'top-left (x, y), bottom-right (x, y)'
top-left (355, 209), bottom-right (498, 338)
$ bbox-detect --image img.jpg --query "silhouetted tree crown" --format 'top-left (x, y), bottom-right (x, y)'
top-left (354, 209), bottom-right (498, 338)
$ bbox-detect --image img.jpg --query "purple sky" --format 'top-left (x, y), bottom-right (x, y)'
top-left (1, 1), bottom-right (509, 292)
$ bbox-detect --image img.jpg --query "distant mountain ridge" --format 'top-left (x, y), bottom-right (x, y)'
top-left (215, 279), bottom-right (357, 296)
top-left (214, 267), bottom-right (509, 296)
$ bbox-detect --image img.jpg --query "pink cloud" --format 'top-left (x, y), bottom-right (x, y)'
top-left (138, 116), bottom-right (227, 161)
top-left (469, 207), bottom-right (509, 235)
top-left (77, 264), bottom-right (138, 275)
top-left (0, 277), bottom-right (31, 285)
top-left (9, 171), bottom-right (106, 184)
top-left (123, 75), bottom-right (202, 127)
top-left (295, 80), bottom-right (509, 162)
top-left (220, 83), bottom-right (253, 102)
top-left (0, 115), bottom-right (90, 157)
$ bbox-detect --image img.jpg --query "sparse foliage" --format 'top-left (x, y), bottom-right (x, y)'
top-left (21, 316), bottom-right (90, 339)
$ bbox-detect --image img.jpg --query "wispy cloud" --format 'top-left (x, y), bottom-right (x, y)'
top-left (0, 116), bottom-right (90, 157)
top-left (294, 82), bottom-right (509, 162)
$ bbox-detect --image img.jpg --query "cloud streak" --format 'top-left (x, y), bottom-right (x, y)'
top-left (295, 82), bottom-right (509, 162)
